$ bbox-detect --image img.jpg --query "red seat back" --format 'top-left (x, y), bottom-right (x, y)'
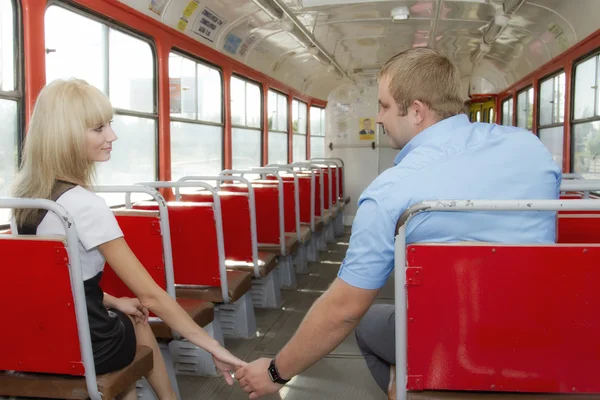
top-left (263, 177), bottom-right (297, 233)
top-left (101, 211), bottom-right (166, 300)
top-left (181, 192), bottom-right (253, 262)
top-left (331, 167), bottom-right (338, 204)
top-left (406, 243), bottom-right (600, 394)
top-left (558, 214), bottom-right (600, 243)
top-left (322, 169), bottom-right (330, 210)
top-left (0, 237), bottom-right (84, 375)
top-left (221, 183), bottom-right (281, 245)
top-left (133, 202), bottom-right (221, 287)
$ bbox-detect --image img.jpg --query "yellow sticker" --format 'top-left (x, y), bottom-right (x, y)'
top-left (177, 19), bottom-right (188, 31)
top-left (183, 1), bottom-right (199, 18)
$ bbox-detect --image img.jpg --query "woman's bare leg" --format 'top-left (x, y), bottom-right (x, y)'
top-left (116, 383), bottom-right (137, 400)
top-left (129, 316), bottom-right (177, 400)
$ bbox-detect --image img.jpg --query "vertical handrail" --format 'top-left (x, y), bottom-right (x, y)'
top-left (394, 199), bottom-right (600, 400)
top-left (136, 181), bottom-right (230, 304)
top-left (5, 198), bottom-right (101, 400)
top-left (221, 169), bottom-right (287, 256)
top-left (177, 176), bottom-right (259, 279)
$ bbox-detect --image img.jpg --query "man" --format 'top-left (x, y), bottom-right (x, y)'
top-left (234, 47), bottom-right (561, 399)
top-left (359, 118), bottom-right (375, 135)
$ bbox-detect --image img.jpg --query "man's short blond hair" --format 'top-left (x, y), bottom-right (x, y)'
top-left (378, 47), bottom-right (464, 120)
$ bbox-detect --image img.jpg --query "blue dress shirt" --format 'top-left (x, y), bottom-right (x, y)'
top-left (338, 114), bottom-right (562, 290)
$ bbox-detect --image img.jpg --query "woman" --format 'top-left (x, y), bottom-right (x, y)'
top-left (11, 78), bottom-right (244, 400)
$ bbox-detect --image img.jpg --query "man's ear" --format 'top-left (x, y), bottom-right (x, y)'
top-left (412, 100), bottom-right (428, 125)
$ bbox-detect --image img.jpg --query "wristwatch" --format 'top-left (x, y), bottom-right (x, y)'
top-left (268, 358), bottom-right (290, 384)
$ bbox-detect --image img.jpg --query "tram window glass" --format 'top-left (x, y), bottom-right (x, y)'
top-left (539, 72), bottom-right (565, 126)
top-left (573, 55), bottom-right (598, 120)
top-left (476, 110), bottom-right (481, 122)
top-left (0, 0), bottom-right (21, 224)
top-left (572, 122), bottom-right (600, 179)
top-left (231, 76), bottom-right (262, 168)
top-left (292, 99), bottom-right (307, 161)
top-left (310, 106), bottom-right (326, 159)
top-left (268, 90), bottom-right (288, 164)
top-left (572, 54), bottom-right (600, 179)
top-left (169, 52), bottom-right (223, 180)
top-left (45, 5), bottom-right (157, 205)
top-left (501, 97), bottom-right (513, 125)
top-left (517, 87), bottom-right (534, 130)
top-left (538, 72), bottom-right (565, 167)
top-left (488, 107), bottom-right (495, 123)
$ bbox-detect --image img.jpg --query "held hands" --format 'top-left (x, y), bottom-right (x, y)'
top-left (114, 297), bottom-right (149, 325)
top-left (210, 345), bottom-right (247, 386)
top-left (235, 358), bottom-right (284, 399)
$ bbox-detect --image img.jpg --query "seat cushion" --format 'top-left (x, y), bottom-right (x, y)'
top-left (0, 346), bottom-right (153, 400)
top-left (225, 252), bottom-right (277, 278)
top-left (151, 299), bottom-right (214, 339)
top-left (258, 235), bottom-right (299, 256)
top-left (285, 226), bottom-right (312, 243)
top-left (175, 270), bottom-right (253, 303)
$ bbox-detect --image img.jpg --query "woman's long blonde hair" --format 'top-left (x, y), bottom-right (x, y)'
top-left (12, 78), bottom-right (113, 226)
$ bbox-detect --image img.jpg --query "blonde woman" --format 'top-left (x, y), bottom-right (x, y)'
top-left (11, 78), bottom-right (245, 400)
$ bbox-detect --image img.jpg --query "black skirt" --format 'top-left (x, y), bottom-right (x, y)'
top-left (85, 271), bottom-right (136, 375)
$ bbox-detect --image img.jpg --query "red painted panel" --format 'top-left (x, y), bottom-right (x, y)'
top-left (558, 215), bottom-right (600, 243)
top-left (0, 239), bottom-right (84, 375)
top-left (134, 202), bottom-right (221, 287)
top-left (101, 214), bottom-right (166, 301)
top-left (406, 244), bottom-right (600, 394)
top-left (181, 192), bottom-right (253, 262)
top-left (262, 178), bottom-right (296, 233)
top-left (221, 184), bottom-right (281, 244)
top-left (297, 176), bottom-right (312, 224)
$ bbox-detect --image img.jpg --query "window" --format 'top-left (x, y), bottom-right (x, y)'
top-left (538, 72), bottom-right (566, 167)
top-left (268, 90), bottom-right (288, 164)
top-left (0, 0), bottom-right (21, 223)
top-left (517, 87), bottom-right (534, 130)
top-left (488, 107), bottom-right (495, 123)
top-left (292, 99), bottom-right (307, 162)
top-left (572, 53), bottom-right (600, 178)
top-left (231, 76), bottom-right (261, 169)
top-left (169, 52), bottom-right (223, 180)
top-left (502, 97), bottom-right (513, 126)
top-left (310, 106), bottom-right (326, 159)
top-left (45, 5), bottom-right (157, 205)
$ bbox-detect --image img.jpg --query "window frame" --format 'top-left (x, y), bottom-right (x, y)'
top-left (501, 96), bottom-right (513, 126)
top-left (538, 69), bottom-right (566, 131)
top-left (46, 1), bottom-right (160, 178)
top-left (570, 50), bottom-right (600, 175)
top-left (230, 74), bottom-right (263, 166)
top-left (516, 86), bottom-right (534, 130)
top-left (1, 0), bottom-right (24, 158)
top-left (169, 48), bottom-right (225, 172)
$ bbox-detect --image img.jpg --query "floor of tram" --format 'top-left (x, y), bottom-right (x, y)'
top-left (177, 227), bottom-right (392, 399)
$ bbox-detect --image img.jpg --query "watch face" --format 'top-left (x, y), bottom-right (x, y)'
top-left (268, 364), bottom-right (279, 381)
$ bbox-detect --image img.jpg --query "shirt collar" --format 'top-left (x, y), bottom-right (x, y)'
top-left (394, 114), bottom-right (471, 165)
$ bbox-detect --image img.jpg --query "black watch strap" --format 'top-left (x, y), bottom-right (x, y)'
top-left (268, 359), bottom-right (290, 384)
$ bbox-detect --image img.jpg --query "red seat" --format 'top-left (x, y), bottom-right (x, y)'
top-left (405, 243), bottom-right (600, 395)
top-left (100, 209), bottom-right (217, 339)
top-left (0, 235), bottom-right (153, 399)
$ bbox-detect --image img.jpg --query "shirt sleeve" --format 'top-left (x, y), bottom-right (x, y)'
top-left (337, 180), bottom-right (407, 290)
top-left (59, 188), bottom-right (123, 251)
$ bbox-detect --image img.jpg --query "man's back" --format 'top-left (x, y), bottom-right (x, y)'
top-left (382, 114), bottom-right (561, 243)
top-left (338, 114), bottom-right (561, 290)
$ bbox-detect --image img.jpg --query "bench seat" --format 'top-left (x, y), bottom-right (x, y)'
top-left (151, 298), bottom-right (215, 339)
top-left (225, 252), bottom-right (278, 278)
top-left (175, 270), bottom-right (253, 303)
top-left (286, 225), bottom-right (312, 244)
top-left (258, 235), bottom-right (300, 256)
top-left (0, 346), bottom-right (153, 400)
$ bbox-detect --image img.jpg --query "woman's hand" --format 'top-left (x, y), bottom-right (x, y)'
top-left (210, 345), bottom-right (247, 385)
top-left (114, 297), bottom-right (149, 325)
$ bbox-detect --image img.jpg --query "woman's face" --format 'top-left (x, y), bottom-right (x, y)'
top-left (86, 121), bottom-right (117, 162)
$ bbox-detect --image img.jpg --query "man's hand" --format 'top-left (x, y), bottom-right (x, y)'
top-left (114, 297), bottom-right (149, 325)
top-left (235, 358), bottom-right (283, 399)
